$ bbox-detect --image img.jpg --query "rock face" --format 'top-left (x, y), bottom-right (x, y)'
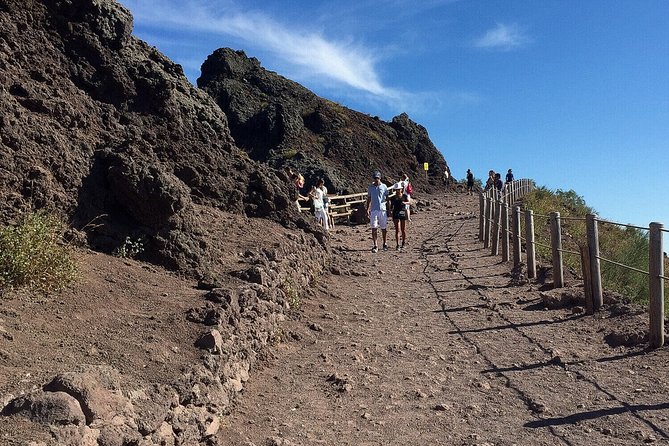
top-left (0, 0), bottom-right (308, 273)
top-left (198, 48), bottom-right (450, 193)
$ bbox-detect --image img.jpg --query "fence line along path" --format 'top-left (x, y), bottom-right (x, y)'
top-left (479, 178), bottom-right (667, 348)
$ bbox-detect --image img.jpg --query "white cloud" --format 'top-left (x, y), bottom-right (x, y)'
top-left (474, 23), bottom-right (528, 50)
top-left (120, 0), bottom-right (402, 100)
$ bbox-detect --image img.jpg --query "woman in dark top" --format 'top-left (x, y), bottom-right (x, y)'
top-left (389, 185), bottom-right (408, 251)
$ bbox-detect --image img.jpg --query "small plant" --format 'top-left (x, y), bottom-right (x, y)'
top-left (281, 276), bottom-right (301, 310)
top-left (113, 236), bottom-right (146, 259)
top-left (0, 211), bottom-right (78, 292)
top-left (280, 147), bottom-right (298, 159)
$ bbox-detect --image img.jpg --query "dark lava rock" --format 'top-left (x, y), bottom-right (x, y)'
top-left (0, 0), bottom-right (315, 274)
top-left (198, 48), bottom-right (450, 194)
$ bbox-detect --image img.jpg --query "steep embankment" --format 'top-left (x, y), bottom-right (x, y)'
top-left (0, 1), bottom-right (334, 444)
top-left (0, 0), bottom-right (319, 274)
top-left (198, 48), bottom-right (450, 193)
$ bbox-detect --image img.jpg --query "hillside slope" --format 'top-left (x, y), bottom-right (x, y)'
top-left (0, 0), bottom-right (315, 275)
top-left (198, 48), bottom-right (450, 193)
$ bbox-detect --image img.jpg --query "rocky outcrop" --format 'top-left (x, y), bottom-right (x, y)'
top-left (0, 0), bottom-right (315, 273)
top-left (198, 48), bottom-right (450, 193)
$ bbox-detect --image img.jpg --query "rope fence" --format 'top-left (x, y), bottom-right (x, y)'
top-left (478, 180), bottom-right (666, 348)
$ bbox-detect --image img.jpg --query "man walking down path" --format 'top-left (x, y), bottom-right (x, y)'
top-left (366, 171), bottom-right (389, 252)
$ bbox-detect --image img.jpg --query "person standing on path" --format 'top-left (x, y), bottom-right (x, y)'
top-left (389, 184), bottom-right (408, 250)
top-left (367, 171), bottom-right (389, 252)
top-left (400, 173), bottom-right (413, 221)
top-left (505, 169), bottom-right (514, 184)
top-left (309, 179), bottom-right (329, 231)
top-left (466, 169), bottom-right (475, 195)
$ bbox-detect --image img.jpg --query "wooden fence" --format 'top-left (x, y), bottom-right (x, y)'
top-left (300, 192), bottom-right (368, 226)
top-left (479, 179), bottom-right (667, 348)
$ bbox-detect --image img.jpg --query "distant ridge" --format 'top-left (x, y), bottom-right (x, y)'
top-left (198, 48), bottom-right (450, 192)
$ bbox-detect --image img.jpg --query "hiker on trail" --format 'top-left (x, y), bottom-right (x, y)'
top-left (484, 170), bottom-right (495, 192)
top-left (309, 178), bottom-right (329, 231)
top-left (505, 169), bottom-right (514, 184)
top-left (400, 173), bottom-right (413, 222)
top-left (290, 173), bottom-right (308, 212)
top-left (389, 184), bottom-right (408, 251)
top-left (494, 172), bottom-right (504, 193)
top-left (466, 169), bottom-right (475, 195)
top-left (443, 170), bottom-right (450, 187)
top-left (366, 171), bottom-right (389, 253)
top-left (318, 179), bottom-right (334, 229)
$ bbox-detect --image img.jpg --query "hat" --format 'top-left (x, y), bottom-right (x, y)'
top-left (391, 182), bottom-right (403, 190)
top-left (372, 171), bottom-right (381, 179)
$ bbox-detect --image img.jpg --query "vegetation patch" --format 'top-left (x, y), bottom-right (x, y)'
top-left (0, 211), bottom-right (78, 292)
top-left (522, 187), bottom-right (666, 305)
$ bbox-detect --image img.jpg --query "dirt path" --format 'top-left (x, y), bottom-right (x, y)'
top-left (218, 193), bottom-right (669, 446)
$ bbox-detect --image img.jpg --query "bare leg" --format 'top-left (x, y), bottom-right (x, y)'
top-left (395, 220), bottom-right (400, 246)
top-left (371, 228), bottom-right (378, 248)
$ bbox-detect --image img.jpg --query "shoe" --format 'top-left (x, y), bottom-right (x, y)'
top-left (396, 245), bottom-right (401, 251)
top-left (401, 243), bottom-right (405, 249)
top-left (371, 246), bottom-right (378, 253)
top-left (383, 244), bottom-right (389, 251)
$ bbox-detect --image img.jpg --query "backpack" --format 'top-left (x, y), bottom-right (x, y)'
top-left (406, 182), bottom-right (413, 195)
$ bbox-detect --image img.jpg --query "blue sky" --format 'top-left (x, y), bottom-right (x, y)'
top-left (118, 0), bottom-right (669, 228)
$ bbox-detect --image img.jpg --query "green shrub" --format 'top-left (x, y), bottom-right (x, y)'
top-left (113, 236), bottom-right (146, 259)
top-left (522, 187), bottom-right (666, 305)
top-left (0, 212), bottom-right (78, 292)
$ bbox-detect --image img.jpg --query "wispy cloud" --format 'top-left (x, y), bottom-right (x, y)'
top-left (121, 0), bottom-right (402, 101)
top-left (474, 23), bottom-right (529, 50)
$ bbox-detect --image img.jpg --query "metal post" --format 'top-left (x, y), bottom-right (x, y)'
top-left (649, 222), bottom-right (664, 348)
top-left (524, 210), bottom-right (536, 279)
top-left (550, 212), bottom-right (564, 288)
top-left (586, 214), bottom-right (603, 310)
top-left (501, 202), bottom-right (509, 262)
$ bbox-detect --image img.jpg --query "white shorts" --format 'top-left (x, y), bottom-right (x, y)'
top-left (314, 207), bottom-right (329, 231)
top-left (369, 209), bottom-right (388, 230)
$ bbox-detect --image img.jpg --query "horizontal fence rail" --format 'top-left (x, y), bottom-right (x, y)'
top-left (478, 180), bottom-right (666, 348)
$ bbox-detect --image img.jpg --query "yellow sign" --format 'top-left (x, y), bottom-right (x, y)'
top-left (423, 162), bottom-right (429, 171)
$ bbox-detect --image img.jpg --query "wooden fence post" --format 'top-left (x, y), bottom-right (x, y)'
top-left (524, 209), bottom-right (536, 279)
top-left (580, 245), bottom-right (594, 315)
top-left (491, 199), bottom-right (501, 256)
top-left (479, 193), bottom-right (485, 242)
top-left (483, 196), bottom-right (491, 248)
top-left (550, 212), bottom-right (564, 288)
top-left (586, 214), bottom-right (603, 310)
top-left (501, 202), bottom-right (509, 262)
top-left (512, 206), bottom-right (522, 267)
top-left (649, 222), bottom-right (664, 348)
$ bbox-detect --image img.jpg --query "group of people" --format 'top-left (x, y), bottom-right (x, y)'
top-left (366, 171), bottom-right (413, 253)
top-left (288, 168), bottom-right (332, 231)
top-left (483, 168), bottom-right (514, 193)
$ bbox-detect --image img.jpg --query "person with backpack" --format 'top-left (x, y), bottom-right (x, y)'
top-left (466, 169), bottom-right (475, 195)
top-left (505, 169), bottom-right (514, 184)
top-left (388, 184), bottom-right (409, 251)
top-left (400, 173), bottom-right (413, 222)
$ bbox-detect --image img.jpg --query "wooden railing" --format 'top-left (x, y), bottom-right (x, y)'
top-left (479, 179), bottom-right (667, 348)
top-left (300, 192), bottom-right (368, 225)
